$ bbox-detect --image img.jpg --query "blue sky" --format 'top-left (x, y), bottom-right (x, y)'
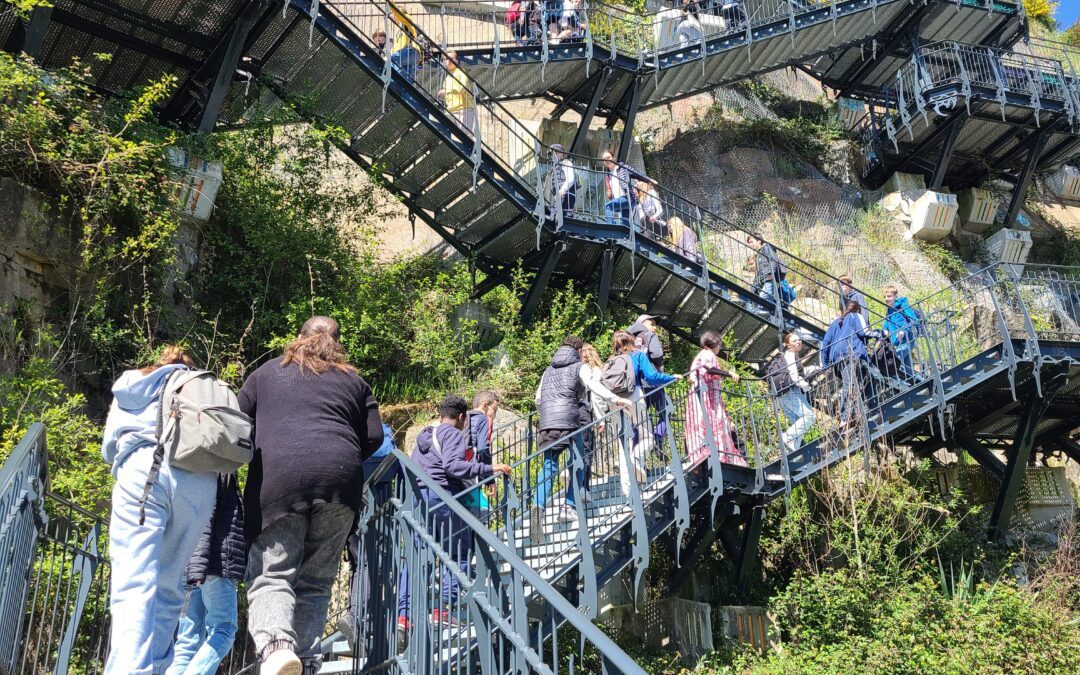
top-left (1059, 0), bottom-right (1080, 29)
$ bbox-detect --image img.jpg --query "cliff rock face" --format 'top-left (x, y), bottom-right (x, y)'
top-left (0, 178), bottom-right (79, 319)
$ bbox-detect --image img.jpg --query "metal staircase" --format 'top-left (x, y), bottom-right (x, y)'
top-left (334, 262), bottom-right (1080, 673)
top-left (181, 0), bottom-right (887, 360)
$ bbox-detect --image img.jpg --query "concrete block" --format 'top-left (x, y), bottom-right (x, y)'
top-left (906, 190), bottom-right (957, 242)
top-left (1047, 165), bottom-right (1080, 201)
top-left (882, 171), bottom-right (926, 195)
top-left (168, 148), bottom-right (223, 222)
top-left (957, 187), bottom-right (997, 233)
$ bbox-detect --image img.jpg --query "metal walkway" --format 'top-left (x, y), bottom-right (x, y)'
top-left (345, 262), bottom-right (1080, 673)
top-left (339, 1), bottom-right (1024, 118)
top-left (854, 38), bottom-right (1080, 224)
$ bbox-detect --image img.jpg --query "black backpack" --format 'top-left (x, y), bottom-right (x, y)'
top-left (765, 352), bottom-right (801, 394)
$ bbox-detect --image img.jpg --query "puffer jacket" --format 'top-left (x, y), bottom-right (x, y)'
top-left (537, 346), bottom-right (583, 431)
top-left (187, 474), bottom-right (246, 583)
top-left (884, 296), bottom-right (920, 346)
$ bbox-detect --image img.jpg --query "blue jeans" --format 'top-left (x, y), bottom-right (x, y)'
top-left (604, 196), bottom-right (631, 226)
top-left (397, 490), bottom-right (472, 619)
top-left (779, 389), bottom-right (815, 451)
top-left (105, 449), bottom-right (217, 674)
top-left (391, 47), bottom-right (419, 83)
top-left (534, 435), bottom-right (585, 509)
top-left (895, 341), bottom-right (916, 383)
top-left (166, 576), bottom-right (238, 675)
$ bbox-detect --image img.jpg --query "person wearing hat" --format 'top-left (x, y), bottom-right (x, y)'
top-left (550, 144), bottom-right (576, 215)
top-left (838, 274), bottom-right (869, 323)
top-left (627, 314), bottom-right (665, 372)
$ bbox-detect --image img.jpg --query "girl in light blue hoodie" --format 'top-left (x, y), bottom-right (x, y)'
top-left (101, 346), bottom-right (218, 675)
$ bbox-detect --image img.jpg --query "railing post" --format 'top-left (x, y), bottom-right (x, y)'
top-left (765, 383), bottom-right (792, 494)
top-left (1005, 264), bottom-right (1045, 395)
top-left (568, 432), bottom-right (598, 619)
top-left (471, 83), bottom-right (482, 189)
top-left (697, 378), bottom-right (725, 526)
top-left (53, 525), bottom-right (101, 675)
top-left (618, 408), bottom-right (650, 608)
top-left (380, 1), bottom-right (392, 112)
top-left (663, 390), bottom-right (691, 567)
top-left (492, 10), bottom-right (500, 86)
top-left (984, 267), bottom-right (1019, 399)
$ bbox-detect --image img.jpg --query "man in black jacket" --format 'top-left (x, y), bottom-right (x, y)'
top-left (167, 474), bottom-right (246, 675)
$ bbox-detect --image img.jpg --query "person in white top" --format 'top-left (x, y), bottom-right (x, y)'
top-left (778, 333), bottom-right (818, 452)
top-left (534, 344), bottom-right (630, 522)
top-left (550, 143), bottom-right (576, 214)
top-left (676, 9), bottom-right (703, 48)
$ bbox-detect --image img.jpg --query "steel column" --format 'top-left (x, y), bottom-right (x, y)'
top-left (987, 363), bottom-right (1069, 540)
top-left (551, 68), bottom-right (607, 120)
top-left (1003, 128), bottom-right (1052, 228)
top-left (732, 504), bottom-right (764, 600)
top-left (198, 4), bottom-right (260, 132)
top-left (836, 1), bottom-right (935, 97)
top-left (598, 248), bottom-right (615, 311)
top-left (930, 116), bottom-right (966, 189)
top-left (571, 68), bottom-right (611, 154)
top-left (520, 240), bottom-right (566, 321)
top-left (23, 4), bottom-right (52, 59)
top-left (617, 78), bottom-right (643, 163)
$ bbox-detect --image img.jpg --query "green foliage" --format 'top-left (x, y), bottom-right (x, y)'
top-left (692, 106), bottom-right (842, 173)
top-left (1023, 0), bottom-right (1059, 30)
top-left (0, 327), bottom-right (108, 513)
top-left (1064, 19), bottom-right (1080, 48)
top-left (916, 241), bottom-right (969, 282)
top-left (3, 0), bottom-right (52, 18)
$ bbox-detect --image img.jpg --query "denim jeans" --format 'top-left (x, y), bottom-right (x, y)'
top-left (246, 503), bottom-right (354, 669)
top-left (105, 448), bottom-right (217, 675)
top-left (166, 576), bottom-right (239, 675)
top-left (779, 389), bottom-right (815, 452)
top-left (534, 433), bottom-right (585, 509)
top-left (391, 47), bottom-right (419, 82)
top-left (895, 341), bottom-right (916, 383)
top-left (604, 195), bottom-right (631, 226)
top-left (397, 490), bottom-right (472, 620)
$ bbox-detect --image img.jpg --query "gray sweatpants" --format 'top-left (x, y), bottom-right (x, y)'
top-left (246, 502), bottom-right (354, 669)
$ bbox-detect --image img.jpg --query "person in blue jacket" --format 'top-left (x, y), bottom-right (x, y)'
top-left (883, 284), bottom-right (921, 383)
top-left (610, 330), bottom-right (682, 496)
top-left (822, 301), bottom-right (885, 417)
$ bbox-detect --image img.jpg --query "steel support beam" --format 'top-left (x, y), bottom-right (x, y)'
top-left (988, 363), bottom-right (1070, 541)
top-left (552, 68), bottom-right (607, 121)
top-left (521, 241), bottom-right (566, 321)
top-left (198, 4), bottom-right (260, 133)
top-left (571, 68), bottom-right (611, 154)
top-left (732, 505), bottom-right (764, 601)
top-left (598, 248), bottom-right (615, 311)
top-left (617, 78), bottom-right (643, 163)
top-left (990, 116), bottom-right (1064, 171)
top-left (23, 4), bottom-right (52, 59)
top-left (930, 116), bottom-right (966, 189)
top-left (1003, 129), bottom-right (1052, 228)
top-left (955, 432), bottom-right (1006, 478)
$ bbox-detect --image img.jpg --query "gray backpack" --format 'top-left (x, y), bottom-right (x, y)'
top-left (600, 353), bottom-right (635, 396)
top-left (139, 369), bottom-right (253, 523)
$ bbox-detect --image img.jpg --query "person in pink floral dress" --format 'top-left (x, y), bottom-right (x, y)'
top-left (685, 331), bottom-right (744, 467)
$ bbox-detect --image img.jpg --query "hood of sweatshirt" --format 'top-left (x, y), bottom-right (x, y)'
top-left (550, 345), bottom-right (580, 369)
top-left (111, 363), bottom-right (184, 412)
top-left (101, 363), bottom-right (189, 473)
top-left (415, 425), bottom-right (436, 456)
top-left (626, 321), bottom-right (650, 338)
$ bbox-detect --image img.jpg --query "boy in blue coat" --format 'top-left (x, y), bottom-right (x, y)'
top-left (883, 284), bottom-right (922, 383)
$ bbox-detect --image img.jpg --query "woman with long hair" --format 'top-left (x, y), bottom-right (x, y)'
top-left (239, 316), bottom-right (384, 675)
top-left (608, 330), bottom-right (680, 495)
top-left (822, 300), bottom-right (884, 418)
top-left (776, 332), bottom-right (818, 452)
top-left (575, 343), bottom-right (631, 493)
top-left (684, 331), bottom-right (743, 467)
top-left (667, 216), bottom-right (701, 264)
top-left (102, 345), bottom-right (220, 674)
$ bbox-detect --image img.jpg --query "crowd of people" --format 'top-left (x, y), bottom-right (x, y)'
top-left (101, 271), bottom-right (927, 673)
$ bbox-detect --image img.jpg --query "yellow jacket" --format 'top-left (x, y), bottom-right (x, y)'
top-left (443, 68), bottom-right (473, 112)
top-left (390, 2), bottom-right (418, 52)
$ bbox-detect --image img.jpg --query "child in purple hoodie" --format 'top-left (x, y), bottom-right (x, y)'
top-left (396, 396), bottom-right (510, 648)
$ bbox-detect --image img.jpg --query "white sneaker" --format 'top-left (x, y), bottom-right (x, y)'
top-left (558, 505), bottom-right (577, 522)
top-left (261, 648), bottom-right (303, 675)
